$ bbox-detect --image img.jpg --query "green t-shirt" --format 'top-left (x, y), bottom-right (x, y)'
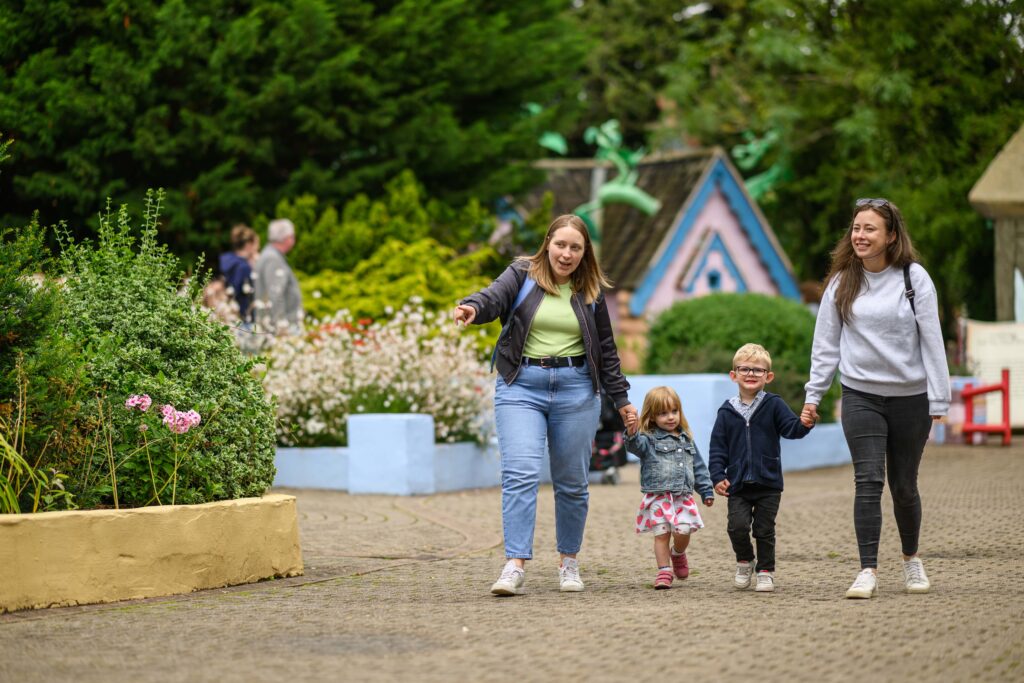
top-left (522, 284), bottom-right (586, 358)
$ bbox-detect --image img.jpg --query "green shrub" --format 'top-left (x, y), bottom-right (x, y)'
top-left (0, 220), bottom-right (88, 512)
top-left (54, 191), bottom-right (278, 506)
top-left (0, 220), bottom-right (55, 399)
top-left (299, 237), bottom-right (501, 333)
top-left (273, 171), bottom-right (497, 274)
top-left (643, 293), bottom-right (838, 420)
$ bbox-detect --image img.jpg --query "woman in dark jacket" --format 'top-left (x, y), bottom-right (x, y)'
top-left (454, 214), bottom-right (636, 596)
top-left (218, 224), bottom-right (259, 323)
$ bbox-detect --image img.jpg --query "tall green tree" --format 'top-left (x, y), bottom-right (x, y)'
top-left (566, 0), bottom-right (687, 154)
top-left (0, 1), bottom-right (586, 254)
top-left (659, 0), bottom-right (1024, 323)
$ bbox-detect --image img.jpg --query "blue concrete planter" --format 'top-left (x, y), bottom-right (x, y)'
top-left (274, 414), bottom-right (553, 495)
top-left (273, 446), bottom-right (350, 491)
top-left (273, 375), bottom-right (852, 495)
top-left (625, 374), bottom-right (851, 472)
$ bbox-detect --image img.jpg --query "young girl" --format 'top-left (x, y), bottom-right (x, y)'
top-left (624, 386), bottom-right (715, 589)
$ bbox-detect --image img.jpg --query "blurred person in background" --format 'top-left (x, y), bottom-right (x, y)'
top-left (252, 218), bottom-right (303, 335)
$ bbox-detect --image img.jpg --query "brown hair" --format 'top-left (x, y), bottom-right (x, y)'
top-left (230, 224), bottom-right (258, 251)
top-left (638, 386), bottom-right (692, 438)
top-left (825, 199), bottom-right (918, 323)
top-left (516, 214), bottom-right (611, 304)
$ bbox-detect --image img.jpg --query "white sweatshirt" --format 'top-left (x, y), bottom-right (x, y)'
top-left (804, 263), bottom-right (951, 416)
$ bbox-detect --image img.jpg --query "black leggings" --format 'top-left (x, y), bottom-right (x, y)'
top-left (841, 386), bottom-right (932, 569)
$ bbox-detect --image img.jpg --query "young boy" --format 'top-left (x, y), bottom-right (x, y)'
top-left (708, 343), bottom-right (814, 593)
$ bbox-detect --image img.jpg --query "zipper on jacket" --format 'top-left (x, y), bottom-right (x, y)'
top-left (730, 396), bottom-right (767, 482)
top-left (572, 295), bottom-right (599, 392)
top-left (744, 418), bottom-right (753, 480)
top-left (743, 396), bottom-right (770, 481)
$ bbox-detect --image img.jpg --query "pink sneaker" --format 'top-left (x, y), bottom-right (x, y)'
top-left (654, 568), bottom-right (674, 589)
top-left (671, 551), bottom-right (690, 579)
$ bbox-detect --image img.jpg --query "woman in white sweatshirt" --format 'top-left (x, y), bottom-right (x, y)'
top-left (802, 198), bottom-right (950, 600)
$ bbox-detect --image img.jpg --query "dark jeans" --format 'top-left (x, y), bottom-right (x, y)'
top-left (726, 484), bottom-right (782, 572)
top-left (840, 385), bottom-right (931, 569)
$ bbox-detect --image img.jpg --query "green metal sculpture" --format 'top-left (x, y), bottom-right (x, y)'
top-left (731, 129), bottom-right (791, 201)
top-left (573, 120), bottom-right (661, 244)
top-left (529, 108), bottom-right (661, 245)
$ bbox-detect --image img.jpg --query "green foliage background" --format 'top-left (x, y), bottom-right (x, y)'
top-left (273, 171), bottom-right (499, 274)
top-left (0, 0), bottom-right (586, 254)
top-left (644, 293), bottom-right (839, 421)
top-left (299, 239), bottom-right (498, 323)
top-left (1, 221), bottom-right (93, 512)
top-left (654, 0), bottom-right (1023, 323)
top-left (568, 0), bottom-right (686, 155)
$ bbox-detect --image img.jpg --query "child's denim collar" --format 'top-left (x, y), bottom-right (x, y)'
top-left (651, 427), bottom-right (686, 439)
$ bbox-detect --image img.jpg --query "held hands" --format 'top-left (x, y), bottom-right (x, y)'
top-left (452, 304), bottom-right (476, 326)
top-left (800, 403), bottom-right (818, 428)
top-left (714, 479), bottom-right (730, 497)
top-left (620, 404), bottom-right (639, 435)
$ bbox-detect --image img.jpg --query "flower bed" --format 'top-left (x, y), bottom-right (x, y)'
top-left (264, 302), bottom-right (494, 448)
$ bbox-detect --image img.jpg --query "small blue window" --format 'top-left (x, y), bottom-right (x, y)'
top-left (707, 270), bottom-right (721, 291)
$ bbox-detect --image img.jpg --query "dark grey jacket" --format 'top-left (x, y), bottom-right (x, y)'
top-left (460, 261), bottom-right (631, 408)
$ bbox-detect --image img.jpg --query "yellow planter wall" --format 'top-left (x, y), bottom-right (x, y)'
top-left (0, 494), bottom-right (303, 613)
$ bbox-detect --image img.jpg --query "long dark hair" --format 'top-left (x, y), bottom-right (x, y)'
top-left (826, 199), bottom-right (918, 323)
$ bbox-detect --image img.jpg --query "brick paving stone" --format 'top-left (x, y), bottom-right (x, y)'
top-left (1, 443), bottom-right (1022, 682)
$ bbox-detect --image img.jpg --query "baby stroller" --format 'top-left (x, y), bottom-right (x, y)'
top-left (590, 392), bottom-right (627, 484)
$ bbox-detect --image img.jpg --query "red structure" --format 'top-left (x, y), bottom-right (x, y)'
top-left (962, 369), bottom-right (1012, 446)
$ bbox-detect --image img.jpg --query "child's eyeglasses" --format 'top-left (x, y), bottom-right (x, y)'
top-left (735, 366), bottom-right (769, 377)
top-left (855, 197), bottom-right (890, 209)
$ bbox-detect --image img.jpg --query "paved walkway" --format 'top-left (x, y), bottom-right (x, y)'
top-left (2, 443), bottom-right (1022, 682)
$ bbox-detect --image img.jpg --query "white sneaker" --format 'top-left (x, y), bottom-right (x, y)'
top-left (734, 561), bottom-right (754, 589)
top-left (490, 560), bottom-right (525, 596)
top-left (559, 558), bottom-right (584, 592)
top-left (903, 557), bottom-right (931, 594)
top-left (754, 571), bottom-right (775, 592)
top-left (845, 569), bottom-right (878, 599)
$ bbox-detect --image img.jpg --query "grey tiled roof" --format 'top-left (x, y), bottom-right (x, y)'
top-left (522, 149), bottom-right (717, 290)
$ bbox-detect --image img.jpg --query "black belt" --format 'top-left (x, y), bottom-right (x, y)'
top-left (523, 355), bottom-right (586, 368)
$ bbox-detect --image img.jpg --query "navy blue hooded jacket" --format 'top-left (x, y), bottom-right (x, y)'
top-left (708, 392), bottom-right (811, 493)
top-left (218, 252), bottom-right (253, 321)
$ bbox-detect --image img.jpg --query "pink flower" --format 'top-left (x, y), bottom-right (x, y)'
top-left (161, 404), bottom-right (202, 434)
top-left (125, 394), bottom-right (152, 411)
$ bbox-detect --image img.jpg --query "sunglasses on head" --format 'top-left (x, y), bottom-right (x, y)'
top-left (855, 197), bottom-right (890, 209)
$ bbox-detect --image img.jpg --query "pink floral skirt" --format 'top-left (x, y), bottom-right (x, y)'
top-left (635, 492), bottom-right (704, 536)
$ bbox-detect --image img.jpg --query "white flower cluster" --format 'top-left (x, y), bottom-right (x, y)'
top-left (263, 303), bottom-right (494, 446)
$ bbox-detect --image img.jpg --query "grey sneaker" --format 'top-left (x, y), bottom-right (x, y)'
top-left (903, 557), bottom-right (931, 594)
top-left (734, 561), bottom-right (754, 589)
top-left (845, 569), bottom-right (878, 599)
top-left (490, 560), bottom-right (525, 596)
top-left (754, 571), bottom-right (775, 592)
top-left (559, 558), bottom-right (584, 592)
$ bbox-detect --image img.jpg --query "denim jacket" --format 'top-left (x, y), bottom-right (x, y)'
top-left (624, 428), bottom-right (715, 499)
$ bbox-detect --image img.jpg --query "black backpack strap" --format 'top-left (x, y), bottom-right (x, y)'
top-left (903, 263), bottom-right (916, 314)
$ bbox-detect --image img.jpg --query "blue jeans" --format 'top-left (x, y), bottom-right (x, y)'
top-left (494, 361), bottom-right (601, 559)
